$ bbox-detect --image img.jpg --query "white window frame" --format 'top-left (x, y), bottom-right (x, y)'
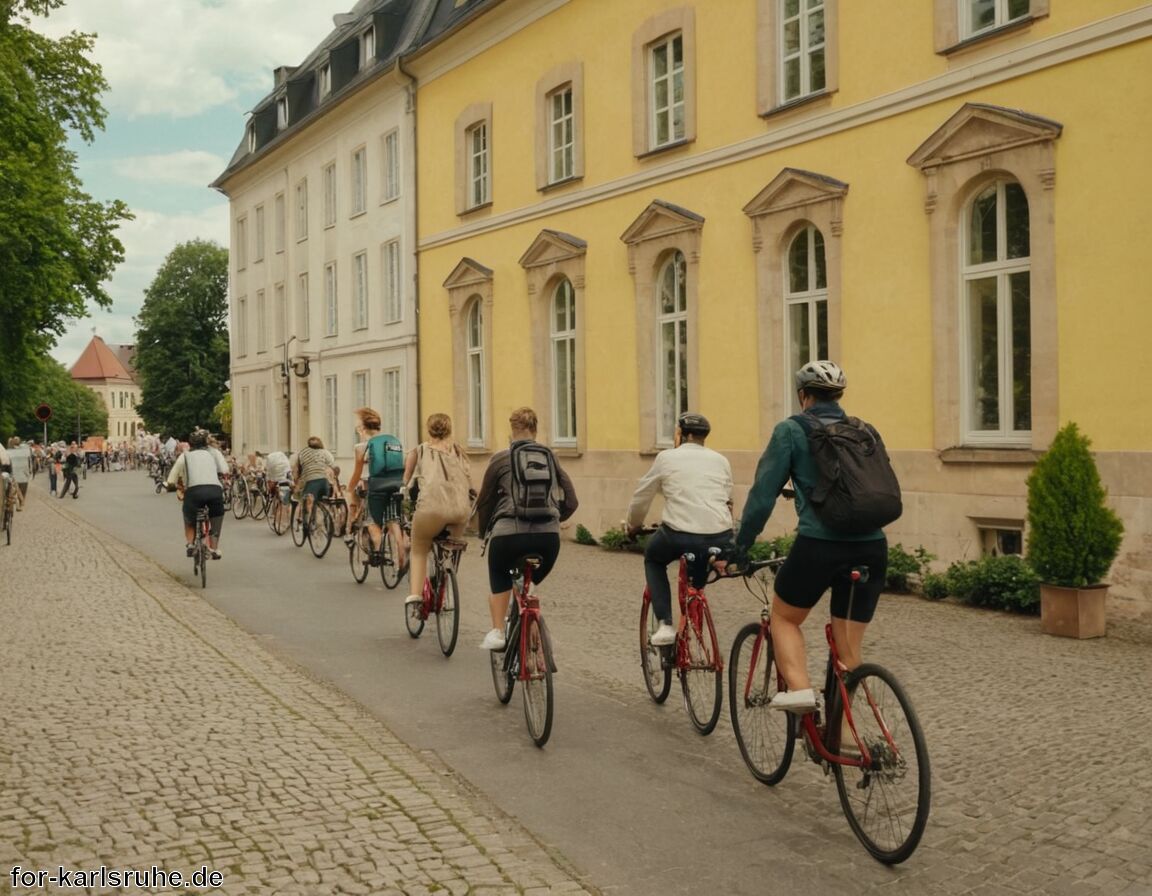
top-left (360, 26), bottom-right (375, 68)
top-left (254, 204), bottom-right (265, 263)
top-left (779, 0), bottom-right (827, 104)
top-left (382, 130), bottom-right (400, 202)
top-left (352, 251), bottom-right (368, 330)
top-left (382, 239), bottom-right (401, 323)
top-left (318, 63), bottom-right (331, 99)
top-left (273, 192), bottom-right (285, 254)
top-left (656, 251), bottom-right (688, 446)
top-left (959, 179), bottom-right (1032, 446)
top-left (236, 296), bottom-right (248, 358)
top-left (466, 299), bottom-right (486, 446)
top-left (323, 162), bottom-right (337, 228)
top-left (235, 216), bottom-right (248, 270)
top-left (467, 122), bottom-right (490, 209)
top-left (350, 147), bottom-right (367, 217)
top-left (649, 33), bottom-right (685, 150)
top-left (245, 123), bottom-right (255, 153)
top-left (297, 273), bottom-right (310, 341)
top-left (276, 96), bottom-right (288, 130)
top-left (784, 224), bottom-right (829, 411)
top-left (382, 367), bottom-right (402, 437)
top-left (962, 0), bottom-right (1031, 40)
top-left (353, 370), bottom-right (369, 412)
top-left (295, 179), bottom-right (308, 242)
top-left (324, 375), bottom-right (339, 453)
top-left (550, 278), bottom-right (577, 446)
top-left (548, 85), bottom-right (575, 184)
top-left (256, 289), bottom-right (268, 353)
top-left (324, 261), bottom-right (338, 337)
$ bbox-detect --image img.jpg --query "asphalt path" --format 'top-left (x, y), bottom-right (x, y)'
top-left (61, 469), bottom-right (934, 895)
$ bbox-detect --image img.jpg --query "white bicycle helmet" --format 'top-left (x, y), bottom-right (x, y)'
top-left (794, 360), bottom-right (847, 392)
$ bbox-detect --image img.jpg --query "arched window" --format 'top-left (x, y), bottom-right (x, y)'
top-left (785, 224), bottom-right (828, 410)
top-left (466, 298), bottom-right (485, 444)
top-left (657, 251), bottom-right (688, 444)
top-left (961, 180), bottom-right (1030, 443)
top-left (551, 278), bottom-right (577, 445)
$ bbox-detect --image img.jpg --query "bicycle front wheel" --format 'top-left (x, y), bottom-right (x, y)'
top-left (490, 643), bottom-right (515, 703)
top-left (289, 502), bottom-right (306, 546)
top-left (267, 494), bottom-right (288, 536)
top-left (521, 615), bottom-right (554, 747)
top-left (728, 622), bottom-right (795, 785)
top-left (380, 525), bottom-right (403, 589)
top-left (639, 594), bottom-right (671, 704)
top-left (308, 503), bottom-right (334, 558)
top-left (249, 488), bottom-right (268, 520)
top-left (404, 586), bottom-right (426, 638)
top-left (231, 481), bottom-right (249, 520)
top-left (349, 526), bottom-right (370, 583)
top-left (830, 663), bottom-right (931, 865)
top-left (436, 568), bottom-right (460, 657)
top-left (680, 597), bottom-right (723, 735)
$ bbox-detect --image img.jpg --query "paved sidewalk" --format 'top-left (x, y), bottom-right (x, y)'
top-left (0, 496), bottom-right (595, 895)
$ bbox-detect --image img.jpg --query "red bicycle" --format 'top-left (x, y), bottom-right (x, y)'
top-left (489, 554), bottom-right (556, 747)
top-left (404, 529), bottom-right (464, 656)
top-left (637, 534), bottom-right (725, 736)
top-left (728, 559), bottom-right (931, 864)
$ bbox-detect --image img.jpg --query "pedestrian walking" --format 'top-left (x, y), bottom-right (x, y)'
top-left (59, 443), bottom-right (82, 499)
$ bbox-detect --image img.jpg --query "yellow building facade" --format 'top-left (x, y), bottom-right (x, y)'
top-left (405, 0), bottom-right (1152, 620)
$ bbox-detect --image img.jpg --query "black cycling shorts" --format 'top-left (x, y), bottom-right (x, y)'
top-left (183, 484), bottom-right (225, 526)
top-left (773, 534), bottom-right (888, 623)
top-left (487, 532), bottom-right (560, 593)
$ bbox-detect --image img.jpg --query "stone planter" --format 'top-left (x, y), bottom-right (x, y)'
top-left (1040, 583), bottom-right (1108, 639)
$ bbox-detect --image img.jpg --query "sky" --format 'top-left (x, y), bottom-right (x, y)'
top-left (34, 0), bottom-right (348, 368)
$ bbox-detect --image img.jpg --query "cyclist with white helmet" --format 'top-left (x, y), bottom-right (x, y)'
top-left (734, 361), bottom-right (888, 713)
top-left (166, 428), bottom-right (229, 559)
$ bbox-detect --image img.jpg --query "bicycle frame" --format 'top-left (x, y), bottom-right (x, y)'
top-left (418, 537), bottom-right (465, 618)
top-left (644, 553), bottom-right (724, 674)
top-left (502, 561), bottom-right (557, 680)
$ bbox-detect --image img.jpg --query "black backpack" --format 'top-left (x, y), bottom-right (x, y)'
top-left (508, 441), bottom-right (560, 521)
top-left (792, 413), bottom-right (902, 534)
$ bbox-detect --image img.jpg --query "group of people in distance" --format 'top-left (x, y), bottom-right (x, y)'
top-left (160, 359), bottom-right (887, 698)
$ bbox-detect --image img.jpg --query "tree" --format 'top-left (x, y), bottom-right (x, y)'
top-left (12, 354), bottom-right (109, 444)
top-left (0, 1), bottom-right (132, 437)
top-left (133, 240), bottom-right (230, 436)
top-left (211, 392), bottom-right (232, 439)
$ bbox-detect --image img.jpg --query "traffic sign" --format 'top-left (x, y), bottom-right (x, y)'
top-left (34, 403), bottom-right (52, 422)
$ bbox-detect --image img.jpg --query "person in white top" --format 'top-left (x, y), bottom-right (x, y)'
top-left (166, 428), bottom-right (229, 559)
top-left (5, 437), bottom-right (32, 509)
top-left (626, 413), bottom-right (734, 646)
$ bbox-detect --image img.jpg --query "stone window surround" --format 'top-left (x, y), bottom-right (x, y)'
top-left (744, 168), bottom-right (847, 442)
top-left (755, 0), bottom-right (840, 117)
top-left (907, 102), bottom-right (1062, 454)
top-left (518, 230), bottom-right (588, 452)
top-left (631, 7), bottom-right (697, 158)
top-left (934, 0), bottom-right (1049, 54)
top-left (443, 258), bottom-right (495, 451)
top-left (534, 62), bottom-right (585, 192)
top-left (455, 102), bottom-right (493, 216)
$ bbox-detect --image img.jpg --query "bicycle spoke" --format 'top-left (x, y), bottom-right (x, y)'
top-left (680, 600), bottom-right (722, 735)
top-left (728, 623), bottom-right (794, 785)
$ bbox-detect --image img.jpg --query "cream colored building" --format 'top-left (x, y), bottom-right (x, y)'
top-left (69, 335), bottom-right (145, 443)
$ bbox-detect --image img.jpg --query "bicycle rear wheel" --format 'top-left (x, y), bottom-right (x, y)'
top-left (308, 503), bottom-right (334, 558)
top-left (436, 568), bottom-right (460, 657)
top-left (289, 502), bottom-right (306, 546)
top-left (680, 597), bottom-right (723, 735)
top-left (380, 525), bottom-right (403, 589)
top-left (267, 494), bottom-right (288, 535)
top-left (231, 481), bottom-right (249, 520)
top-left (728, 622), bottom-right (795, 785)
top-left (249, 487), bottom-right (268, 520)
top-left (349, 526), bottom-right (370, 583)
top-left (639, 594), bottom-right (671, 704)
top-left (404, 584), bottom-right (426, 638)
top-left (830, 663), bottom-right (931, 865)
top-left (521, 615), bottom-right (553, 747)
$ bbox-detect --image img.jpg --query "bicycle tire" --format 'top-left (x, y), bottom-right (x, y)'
top-left (380, 525), bottom-right (403, 589)
top-left (289, 501), bottom-right (306, 547)
top-left (308, 503), bottom-right (334, 559)
top-left (231, 481), bottom-right (249, 520)
top-left (830, 663), bottom-right (931, 865)
top-left (249, 487), bottom-right (269, 520)
top-left (491, 606), bottom-right (518, 703)
top-left (267, 494), bottom-right (288, 536)
top-left (199, 541), bottom-right (208, 589)
top-left (404, 583), bottom-right (426, 638)
top-left (349, 526), bottom-right (370, 584)
top-left (639, 594), bottom-right (672, 704)
top-left (436, 568), bottom-right (460, 657)
top-left (329, 500), bottom-right (348, 541)
top-left (728, 622), bottom-right (795, 785)
top-left (521, 614), bottom-right (554, 747)
top-left (680, 596), bottom-right (723, 735)
top-left (4, 505), bottom-right (12, 545)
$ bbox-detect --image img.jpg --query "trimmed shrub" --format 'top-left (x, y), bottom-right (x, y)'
top-left (574, 523), bottom-right (597, 546)
top-left (943, 555), bottom-right (1041, 614)
top-left (921, 572), bottom-right (950, 601)
top-left (886, 543), bottom-right (936, 593)
top-left (599, 527), bottom-right (648, 553)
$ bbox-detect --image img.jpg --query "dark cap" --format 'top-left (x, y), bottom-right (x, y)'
top-left (677, 413), bottom-right (711, 437)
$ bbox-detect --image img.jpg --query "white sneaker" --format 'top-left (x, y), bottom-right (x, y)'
top-left (770, 688), bottom-right (817, 713)
top-left (650, 623), bottom-right (676, 647)
top-left (480, 628), bottom-right (506, 651)
top-left (404, 594), bottom-right (422, 606)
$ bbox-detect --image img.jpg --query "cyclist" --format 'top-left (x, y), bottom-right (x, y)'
top-left (473, 407), bottom-right (578, 650)
top-left (291, 436), bottom-right (335, 533)
top-left (626, 413), bottom-right (734, 647)
top-left (166, 427), bottom-right (229, 559)
top-left (345, 407), bottom-right (406, 567)
top-left (733, 360), bottom-right (888, 713)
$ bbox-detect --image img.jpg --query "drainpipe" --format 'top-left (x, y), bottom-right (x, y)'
top-left (393, 53), bottom-right (419, 444)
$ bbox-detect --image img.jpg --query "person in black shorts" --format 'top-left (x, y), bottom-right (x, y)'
top-left (472, 407), bottom-right (578, 651)
top-left (734, 361), bottom-right (888, 713)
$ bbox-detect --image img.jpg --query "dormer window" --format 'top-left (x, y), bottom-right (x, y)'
top-left (246, 122), bottom-right (256, 152)
top-left (276, 97), bottom-right (288, 130)
top-left (318, 63), bottom-right (331, 99)
top-left (360, 27), bottom-right (375, 68)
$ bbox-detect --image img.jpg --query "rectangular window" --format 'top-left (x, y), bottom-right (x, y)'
top-left (298, 272), bottom-right (310, 341)
top-left (963, 0), bottom-right (1030, 38)
top-left (353, 370), bottom-right (369, 412)
top-left (256, 289), bottom-right (267, 353)
top-left (382, 130), bottom-right (400, 201)
top-left (274, 193), bottom-right (285, 253)
top-left (649, 33), bottom-right (685, 148)
top-left (235, 216), bottom-right (248, 270)
top-left (323, 162), bottom-right (337, 227)
top-left (254, 204), bottom-right (265, 262)
top-left (324, 375), bottom-right (338, 453)
top-left (382, 368), bottom-right (401, 438)
top-left (382, 239), bottom-right (401, 323)
top-left (780, 0), bottom-right (826, 103)
top-left (295, 179), bottom-right (308, 241)
top-left (275, 283), bottom-right (286, 347)
top-left (351, 147), bottom-right (367, 216)
top-left (236, 296), bottom-right (248, 357)
top-left (352, 251), bottom-right (368, 330)
top-left (324, 262), bottom-right (338, 336)
top-left (318, 63), bottom-right (331, 99)
top-left (257, 385), bottom-right (268, 446)
top-left (467, 122), bottom-right (490, 208)
top-left (360, 27), bottom-right (375, 67)
top-left (276, 97), bottom-right (288, 130)
top-left (549, 86), bottom-right (575, 183)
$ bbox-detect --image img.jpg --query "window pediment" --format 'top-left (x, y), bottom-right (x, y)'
top-left (620, 199), bottom-right (704, 246)
top-left (519, 230), bottom-right (587, 269)
top-left (743, 168), bottom-right (849, 219)
top-left (907, 103), bottom-right (1063, 171)
top-left (442, 257), bottom-right (493, 290)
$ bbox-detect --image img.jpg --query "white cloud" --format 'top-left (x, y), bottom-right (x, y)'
top-left (112, 150), bottom-right (228, 187)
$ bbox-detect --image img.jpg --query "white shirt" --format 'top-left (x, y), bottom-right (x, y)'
top-left (627, 442), bottom-right (734, 535)
top-left (167, 447), bottom-right (228, 489)
top-left (265, 451), bottom-right (291, 481)
top-left (7, 446), bottom-right (32, 482)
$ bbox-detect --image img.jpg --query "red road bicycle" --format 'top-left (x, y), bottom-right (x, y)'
top-left (728, 559), bottom-right (931, 864)
top-left (404, 529), bottom-right (464, 656)
top-left (637, 534), bottom-right (725, 736)
top-left (489, 555), bottom-right (556, 747)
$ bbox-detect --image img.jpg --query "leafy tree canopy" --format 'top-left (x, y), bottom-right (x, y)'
top-left (0, 0), bottom-right (132, 436)
top-left (6, 353), bottom-right (109, 444)
top-left (134, 240), bottom-right (231, 437)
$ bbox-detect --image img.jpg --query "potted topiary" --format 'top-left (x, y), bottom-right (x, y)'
top-left (1025, 422), bottom-right (1125, 638)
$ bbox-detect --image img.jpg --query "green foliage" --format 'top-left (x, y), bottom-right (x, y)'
top-left (921, 572), bottom-right (950, 601)
top-left (747, 533), bottom-right (795, 561)
top-left (0, 4), bottom-right (131, 436)
top-left (942, 555), bottom-right (1041, 614)
top-left (1, 354), bottom-right (107, 444)
top-left (886, 543), bottom-right (936, 593)
top-left (211, 392), bottom-right (232, 439)
top-left (134, 240), bottom-right (231, 436)
top-left (599, 527), bottom-right (648, 553)
top-left (1025, 422), bottom-right (1124, 587)
top-left (574, 523), bottom-right (597, 546)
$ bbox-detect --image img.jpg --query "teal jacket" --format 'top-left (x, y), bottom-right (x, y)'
top-left (735, 401), bottom-right (884, 548)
